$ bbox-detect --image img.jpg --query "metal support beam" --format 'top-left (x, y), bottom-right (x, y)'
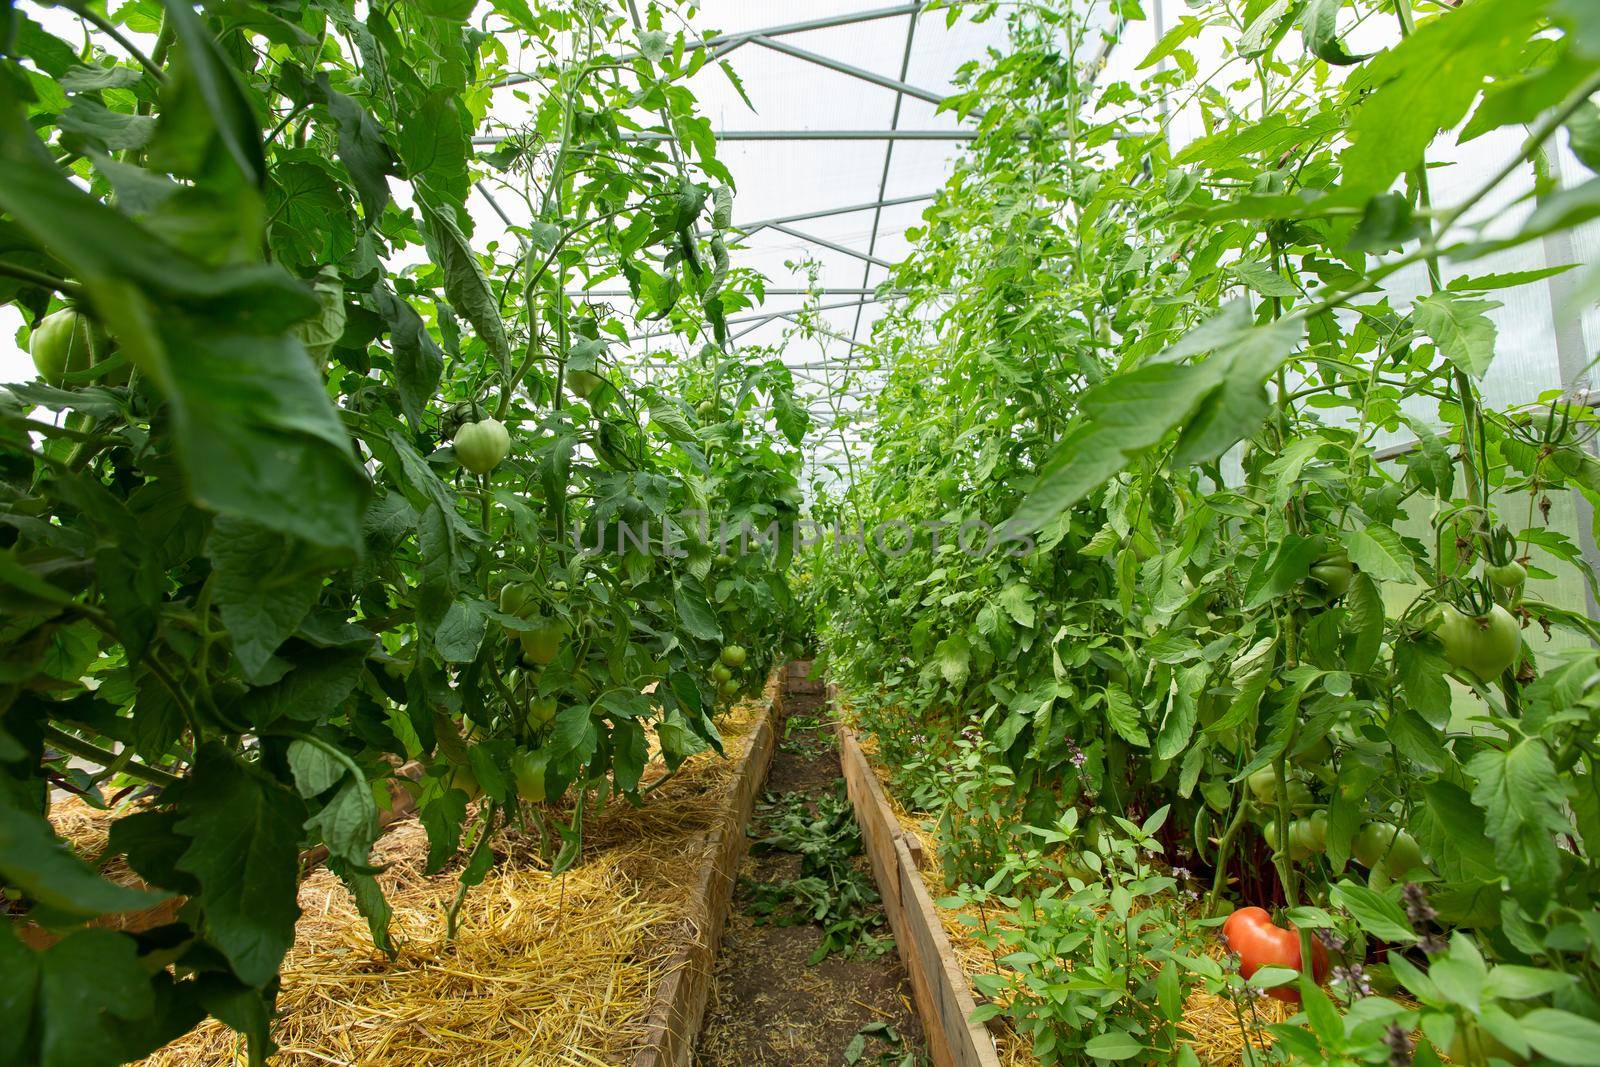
top-left (767, 223), bottom-right (895, 269)
top-left (624, 296), bottom-right (883, 342)
top-left (496, 3), bottom-right (925, 84)
top-left (853, 8), bottom-right (921, 345)
top-left (474, 129), bottom-right (979, 146)
top-left (567, 287), bottom-right (896, 298)
top-left (748, 34), bottom-right (949, 108)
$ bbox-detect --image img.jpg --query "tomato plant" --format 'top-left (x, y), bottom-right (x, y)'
top-left (0, 0), bottom-right (806, 1062)
top-left (804, 0), bottom-right (1600, 1062)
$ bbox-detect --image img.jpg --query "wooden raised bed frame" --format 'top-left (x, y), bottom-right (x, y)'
top-left (832, 683), bottom-right (1002, 1067)
top-left (631, 665), bottom-right (788, 1067)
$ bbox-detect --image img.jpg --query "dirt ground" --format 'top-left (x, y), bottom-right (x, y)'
top-left (695, 690), bottom-right (927, 1066)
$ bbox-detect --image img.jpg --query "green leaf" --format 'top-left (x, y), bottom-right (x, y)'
top-left (286, 739), bottom-right (344, 796)
top-left (1331, 880), bottom-right (1417, 943)
top-left (1469, 740), bottom-right (1565, 908)
top-left (674, 578), bottom-right (723, 641)
top-left (421, 202), bottom-right (511, 377)
top-left (1344, 573), bottom-right (1384, 673)
top-left (305, 778), bottom-right (379, 866)
top-left (935, 632), bottom-right (971, 687)
top-left (0, 92), bottom-right (370, 552)
top-left (1520, 1009), bottom-right (1600, 1065)
top-left (38, 930), bottom-right (159, 1067)
top-left (209, 518), bottom-right (328, 683)
top-left (1341, 523), bottom-right (1415, 582)
top-left (1007, 307), bottom-right (1300, 533)
top-left (1230, 260), bottom-right (1299, 298)
top-left (1413, 292), bottom-right (1501, 378)
top-left (157, 0), bottom-right (266, 185)
top-left (1105, 684), bottom-right (1149, 747)
top-left (1568, 102), bottom-right (1600, 173)
top-left (400, 90), bottom-right (470, 206)
top-left (1337, 0), bottom-right (1545, 201)
top-left (1301, 0), bottom-right (1368, 64)
top-left (317, 77), bottom-right (398, 223)
top-left (0, 795), bottom-right (168, 921)
top-left (1084, 1032), bottom-right (1146, 1060)
top-left (172, 744), bottom-right (305, 987)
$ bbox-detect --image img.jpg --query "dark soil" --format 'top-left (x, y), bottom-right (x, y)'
top-left (695, 690), bottom-right (927, 1067)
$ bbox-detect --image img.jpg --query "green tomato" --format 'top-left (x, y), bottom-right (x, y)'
top-left (696, 400), bottom-right (716, 417)
top-left (519, 621), bottom-right (567, 665)
top-left (499, 580), bottom-right (538, 618)
top-left (1484, 560), bottom-right (1527, 590)
top-left (1262, 818), bottom-right (1308, 861)
top-left (719, 644), bottom-right (747, 668)
top-left (714, 552), bottom-right (735, 566)
top-left (30, 307), bottom-right (100, 385)
top-left (1292, 811), bottom-right (1329, 854)
top-left (511, 749), bottom-right (549, 803)
top-left (1247, 767), bottom-right (1314, 808)
top-left (1351, 821), bottom-right (1424, 876)
top-left (567, 368), bottom-right (604, 399)
top-left (454, 418), bottom-right (510, 475)
top-left (1310, 553), bottom-right (1353, 597)
top-left (525, 696), bottom-right (558, 730)
top-left (711, 663), bottom-right (733, 683)
top-left (1436, 604), bottom-right (1521, 681)
top-left (716, 678), bottom-right (739, 698)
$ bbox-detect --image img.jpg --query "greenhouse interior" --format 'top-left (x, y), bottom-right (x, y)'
top-left (2, 0), bottom-right (1600, 1064)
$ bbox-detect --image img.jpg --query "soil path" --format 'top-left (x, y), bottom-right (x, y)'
top-left (694, 689), bottom-right (926, 1066)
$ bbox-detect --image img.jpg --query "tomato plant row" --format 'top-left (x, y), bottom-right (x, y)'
top-left (808, 1), bottom-right (1600, 1064)
top-left (0, 1), bottom-right (805, 1063)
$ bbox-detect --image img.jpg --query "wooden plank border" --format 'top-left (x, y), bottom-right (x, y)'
top-left (832, 686), bottom-right (1001, 1067)
top-left (631, 665), bottom-right (788, 1067)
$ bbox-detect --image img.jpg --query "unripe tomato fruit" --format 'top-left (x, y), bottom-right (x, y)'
top-left (711, 663), bottom-right (733, 683)
top-left (719, 644), bottom-right (747, 668)
top-left (1351, 821), bottom-right (1424, 877)
top-left (525, 697), bottom-right (557, 730)
top-left (1247, 768), bottom-right (1313, 808)
top-left (716, 679), bottom-right (738, 698)
top-left (520, 623), bottom-right (566, 666)
top-left (1484, 560), bottom-right (1526, 590)
top-left (499, 580), bottom-right (538, 617)
top-left (567, 369), bottom-right (603, 399)
top-left (696, 400), bottom-right (716, 417)
top-left (30, 307), bottom-right (99, 385)
top-left (512, 749), bottom-right (548, 803)
top-left (454, 418), bottom-right (510, 475)
top-left (1221, 906), bottom-right (1330, 1004)
top-left (1263, 812), bottom-right (1327, 861)
top-left (1436, 604), bottom-right (1521, 681)
top-left (1310, 552), bottom-right (1353, 597)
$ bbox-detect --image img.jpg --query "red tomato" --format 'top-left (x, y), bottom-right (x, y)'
top-left (1221, 906), bottom-right (1331, 1004)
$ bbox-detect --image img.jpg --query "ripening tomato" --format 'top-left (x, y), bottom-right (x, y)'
top-left (1221, 906), bottom-right (1330, 1003)
top-left (1436, 604), bottom-right (1521, 681)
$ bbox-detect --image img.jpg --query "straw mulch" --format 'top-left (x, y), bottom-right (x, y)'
top-left (851, 732), bottom-right (1294, 1067)
top-left (34, 693), bottom-right (771, 1067)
